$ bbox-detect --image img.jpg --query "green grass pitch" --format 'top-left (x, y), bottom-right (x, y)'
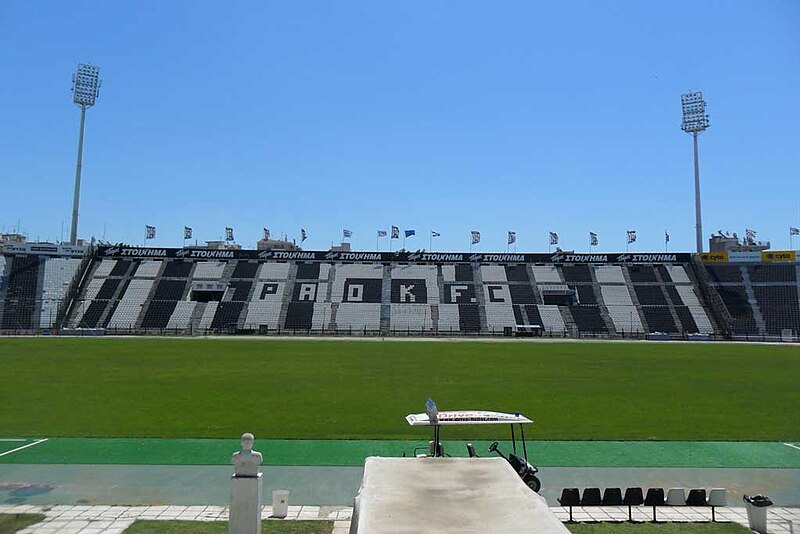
top-left (0, 338), bottom-right (798, 441)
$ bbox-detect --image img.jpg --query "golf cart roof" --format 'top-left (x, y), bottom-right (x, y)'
top-left (405, 410), bottom-right (533, 426)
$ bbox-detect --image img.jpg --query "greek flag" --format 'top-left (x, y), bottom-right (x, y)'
top-left (263, 228), bottom-right (270, 240)
top-left (145, 225), bottom-right (156, 240)
top-left (746, 228), bottom-right (757, 241)
top-left (404, 229), bottom-right (415, 238)
top-left (431, 231), bottom-right (441, 238)
top-left (507, 231), bottom-right (516, 245)
top-left (183, 226), bottom-right (192, 240)
top-left (225, 227), bottom-right (234, 241)
top-left (343, 229), bottom-right (353, 239)
top-left (301, 228), bottom-right (308, 242)
top-left (391, 226), bottom-right (399, 239)
top-left (377, 230), bottom-right (387, 238)
top-left (589, 232), bottom-right (598, 246)
top-left (471, 231), bottom-right (480, 245)
top-left (549, 232), bottom-right (558, 245)
top-left (627, 230), bottom-right (637, 244)
top-left (791, 227), bottom-right (800, 236)
top-left (665, 230), bottom-right (670, 244)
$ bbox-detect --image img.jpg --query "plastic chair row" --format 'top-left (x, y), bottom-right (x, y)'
top-left (558, 487), bottom-right (727, 522)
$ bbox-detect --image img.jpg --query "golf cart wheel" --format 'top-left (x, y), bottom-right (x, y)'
top-left (524, 475), bottom-right (541, 493)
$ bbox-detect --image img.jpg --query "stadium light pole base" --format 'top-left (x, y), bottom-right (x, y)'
top-left (229, 472), bottom-right (262, 534)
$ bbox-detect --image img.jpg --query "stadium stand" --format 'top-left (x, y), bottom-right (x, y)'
top-left (0, 244), bottom-right (782, 340)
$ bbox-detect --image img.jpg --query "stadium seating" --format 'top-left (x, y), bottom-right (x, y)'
top-left (747, 263), bottom-right (796, 283)
top-left (167, 300), bottom-right (197, 330)
top-left (39, 257), bottom-right (82, 328)
top-left (538, 304), bottom-right (566, 333)
top-left (715, 286), bottom-right (758, 334)
top-left (106, 278), bottom-right (153, 329)
top-left (594, 265), bottom-right (625, 284)
top-left (706, 264), bottom-right (743, 283)
top-left (606, 305), bottom-right (644, 333)
top-left (56, 247), bottom-right (800, 339)
top-left (134, 260), bottom-right (162, 278)
top-left (753, 285), bottom-right (800, 334)
top-left (1, 255), bottom-right (39, 329)
top-left (570, 306), bottom-right (607, 333)
top-left (192, 261), bottom-right (225, 279)
top-left (627, 265), bottom-right (657, 283)
top-left (531, 265), bottom-right (561, 283)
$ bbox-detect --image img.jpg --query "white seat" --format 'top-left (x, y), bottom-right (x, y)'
top-left (480, 265), bottom-right (507, 282)
top-left (666, 488), bottom-right (686, 506)
top-left (335, 303), bottom-right (380, 330)
top-left (134, 260), bottom-right (162, 278)
top-left (594, 265), bottom-right (626, 284)
top-left (707, 488), bottom-right (726, 507)
top-left (167, 301), bottom-right (197, 330)
top-left (601, 285), bottom-right (634, 306)
top-left (242, 301), bottom-right (282, 328)
top-left (191, 261), bottom-right (224, 279)
top-left (197, 302), bottom-right (219, 330)
top-left (258, 262), bottom-right (291, 280)
top-left (606, 306), bottom-right (644, 333)
top-left (93, 260), bottom-right (116, 277)
top-left (390, 304), bottom-right (434, 331)
top-left (532, 265), bottom-right (562, 283)
top-left (537, 305), bottom-right (565, 333)
top-left (39, 257), bottom-right (82, 327)
top-left (665, 264), bottom-right (691, 283)
top-left (437, 304), bottom-right (461, 332)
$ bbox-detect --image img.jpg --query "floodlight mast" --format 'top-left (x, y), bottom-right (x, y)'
top-left (681, 91), bottom-right (710, 254)
top-left (69, 63), bottom-right (101, 245)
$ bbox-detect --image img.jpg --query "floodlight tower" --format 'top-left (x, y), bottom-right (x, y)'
top-left (681, 91), bottom-right (710, 254)
top-left (69, 63), bottom-right (102, 245)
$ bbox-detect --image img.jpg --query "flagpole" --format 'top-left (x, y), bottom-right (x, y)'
top-left (376, 233), bottom-right (379, 252)
top-left (430, 231), bottom-right (432, 251)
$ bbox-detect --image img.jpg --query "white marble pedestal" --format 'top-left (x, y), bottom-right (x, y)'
top-left (229, 473), bottom-right (262, 534)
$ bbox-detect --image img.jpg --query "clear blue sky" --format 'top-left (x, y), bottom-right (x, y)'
top-left (1, 1), bottom-right (798, 252)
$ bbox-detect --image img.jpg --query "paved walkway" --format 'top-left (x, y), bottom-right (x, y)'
top-left (3, 504), bottom-right (799, 533)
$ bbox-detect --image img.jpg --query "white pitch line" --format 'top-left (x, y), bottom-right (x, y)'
top-left (0, 438), bottom-right (48, 457)
top-left (783, 442), bottom-right (800, 452)
top-left (0, 439), bottom-right (27, 442)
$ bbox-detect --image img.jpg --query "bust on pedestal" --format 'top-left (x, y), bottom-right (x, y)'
top-left (230, 433), bottom-right (263, 534)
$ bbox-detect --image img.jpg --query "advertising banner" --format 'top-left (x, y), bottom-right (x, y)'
top-left (699, 252), bottom-right (729, 263)
top-left (2, 243), bottom-right (87, 257)
top-left (761, 250), bottom-right (797, 262)
top-left (95, 246), bottom-right (692, 264)
top-left (728, 251), bottom-right (762, 263)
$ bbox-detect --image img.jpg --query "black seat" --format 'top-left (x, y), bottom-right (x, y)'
top-left (466, 443), bottom-right (477, 458)
top-left (558, 488), bottom-right (580, 522)
top-left (623, 487), bottom-right (644, 522)
top-left (602, 488), bottom-right (623, 506)
top-left (581, 488), bottom-right (602, 506)
top-left (686, 489), bottom-right (707, 506)
top-left (644, 488), bottom-right (665, 522)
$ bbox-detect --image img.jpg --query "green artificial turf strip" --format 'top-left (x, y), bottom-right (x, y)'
top-left (124, 520), bottom-right (332, 533)
top-left (566, 523), bottom-right (751, 533)
top-left (1, 338), bottom-right (798, 440)
top-left (4, 438), bottom-right (800, 467)
top-left (0, 513), bottom-right (46, 533)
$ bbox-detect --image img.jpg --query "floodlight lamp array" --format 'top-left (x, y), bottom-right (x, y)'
top-left (681, 91), bottom-right (709, 133)
top-left (72, 63), bottom-right (101, 107)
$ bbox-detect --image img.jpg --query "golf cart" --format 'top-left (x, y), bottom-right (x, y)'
top-left (405, 399), bottom-right (541, 492)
